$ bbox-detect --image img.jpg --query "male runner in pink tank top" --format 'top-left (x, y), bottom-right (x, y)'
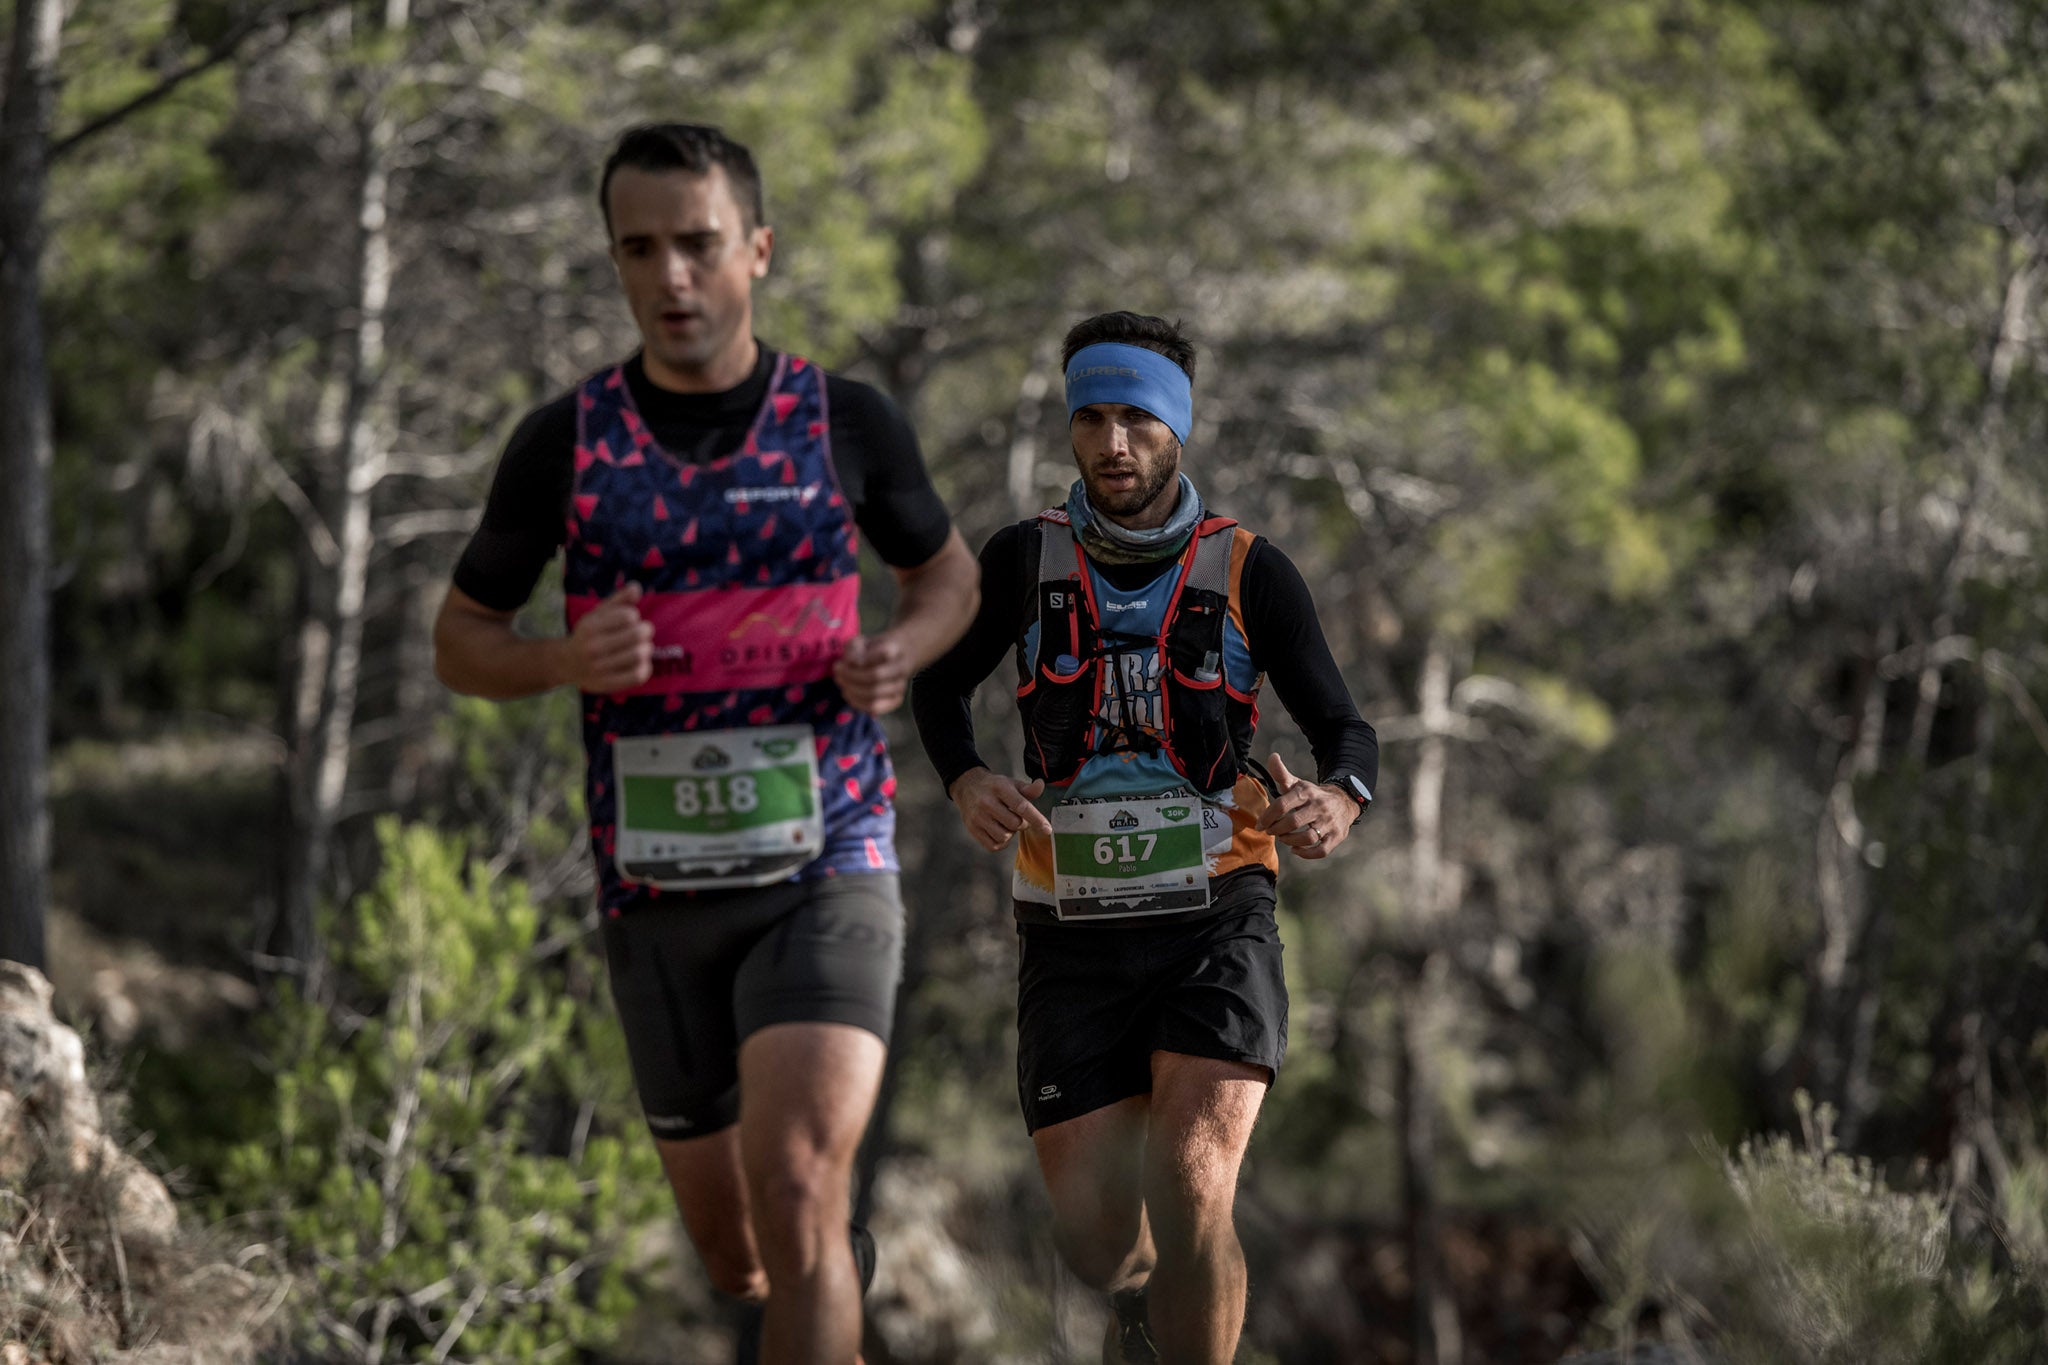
top-left (435, 123), bottom-right (978, 1365)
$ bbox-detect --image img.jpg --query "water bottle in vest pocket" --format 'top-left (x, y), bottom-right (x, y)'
top-left (1161, 584), bottom-right (1236, 795)
top-left (1018, 577), bottom-right (1097, 784)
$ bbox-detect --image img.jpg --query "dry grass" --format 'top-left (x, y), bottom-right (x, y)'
top-left (1, 1140), bottom-right (289, 1365)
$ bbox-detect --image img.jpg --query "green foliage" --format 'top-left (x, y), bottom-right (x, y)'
top-left (1590, 945), bottom-right (1693, 1109)
top-left (28, 0), bottom-right (2048, 1357)
top-left (1720, 1095), bottom-right (1950, 1360)
top-left (436, 684), bottom-right (586, 871)
top-left (1573, 1094), bottom-right (2048, 1364)
top-left (217, 820), bottom-right (664, 1360)
top-left (41, 0), bottom-right (256, 732)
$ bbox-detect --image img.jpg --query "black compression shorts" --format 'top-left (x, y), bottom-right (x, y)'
top-left (600, 873), bottom-right (904, 1140)
top-left (1013, 869), bottom-right (1287, 1134)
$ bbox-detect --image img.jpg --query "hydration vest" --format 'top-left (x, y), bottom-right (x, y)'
top-left (562, 355), bottom-right (897, 914)
top-left (1015, 511), bottom-right (1257, 798)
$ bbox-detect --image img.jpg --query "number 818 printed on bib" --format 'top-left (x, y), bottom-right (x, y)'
top-left (613, 725), bottom-right (824, 890)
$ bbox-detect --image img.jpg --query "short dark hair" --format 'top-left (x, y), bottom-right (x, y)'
top-left (599, 122), bottom-right (765, 235)
top-left (1060, 311), bottom-right (1196, 381)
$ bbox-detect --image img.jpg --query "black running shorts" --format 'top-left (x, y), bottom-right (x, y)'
top-left (600, 873), bottom-right (904, 1140)
top-left (1014, 869), bottom-right (1287, 1134)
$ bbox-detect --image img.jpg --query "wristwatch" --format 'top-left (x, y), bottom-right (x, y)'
top-left (1325, 772), bottom-right (1373, 815)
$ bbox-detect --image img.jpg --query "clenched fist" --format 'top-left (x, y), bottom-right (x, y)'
top-left (1253, 752), bottom-right (1357, 860)
top-left (567, 581), bottom-right (654, 693)
top-left (949, 768), bottom-right (1054, 852)
top-left (834, 632), bottom-right (914, 715)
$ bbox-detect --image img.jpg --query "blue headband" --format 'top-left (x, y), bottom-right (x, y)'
top-left (1064, 342), bottom-right (1193, 444)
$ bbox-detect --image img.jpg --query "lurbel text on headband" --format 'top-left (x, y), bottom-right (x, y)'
top-left (1063, 342), bottom-right (1192, 445)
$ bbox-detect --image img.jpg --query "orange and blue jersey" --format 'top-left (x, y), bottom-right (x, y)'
top-left (1011, 519), bottom-right (1277, 908)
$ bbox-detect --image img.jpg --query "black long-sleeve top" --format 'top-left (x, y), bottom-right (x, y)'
top-left (912, 518), bottom-right (1379, 802)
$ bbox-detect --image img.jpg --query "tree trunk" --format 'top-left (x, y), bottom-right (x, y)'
top-left (1398, 968), bottom-right (1457, 1364)
top-left (1943, 692), bottom-right (2004, 1248)
top-left (1400, 635), bottom-right (1462, 1365)
top-left (273, 5), bottom-right (405, 969)
top-left (1817, 244), bottom-right (2029, 1144)
top-left (0, 0), bottom-right (64, 971)
top-left (1007, 341), bottom-right (1056, 519)
top-left (1799, 623), bottom-right (1891, 1135)
top-left (270, 362), bottom-right (344, 962)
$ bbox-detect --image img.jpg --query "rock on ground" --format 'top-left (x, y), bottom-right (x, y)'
top-left (0, 961), bottom-right (281, 1364)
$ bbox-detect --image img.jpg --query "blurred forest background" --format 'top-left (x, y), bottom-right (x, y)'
top-left (2, 0), bottom-right (2047, 1361)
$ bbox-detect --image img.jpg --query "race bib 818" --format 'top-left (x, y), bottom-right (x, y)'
top-left (613, 725), bottom-right (822, 889)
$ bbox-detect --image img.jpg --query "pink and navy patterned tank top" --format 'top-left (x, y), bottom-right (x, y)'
top-left (563, 354), bottom-right (897, 914)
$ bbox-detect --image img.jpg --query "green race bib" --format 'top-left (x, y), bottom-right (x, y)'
top-left (613, 725), bottom-right (823, 890)
top-left (1050, 789), bottom-right (1210, 920)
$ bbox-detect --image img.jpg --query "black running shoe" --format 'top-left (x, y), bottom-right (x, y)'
top-left (732, 1299), bottom-right (764, 1365)
top-left (1103, 1285), bottom-right (1157, 1364)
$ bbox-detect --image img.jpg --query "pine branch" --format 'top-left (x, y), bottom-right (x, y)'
top-left (48, 0), bottom-right (345, 162)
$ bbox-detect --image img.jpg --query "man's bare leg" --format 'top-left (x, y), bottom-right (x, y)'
top-left (737, 1020), bottom-right (885, 1365)
top-left (1030, 1094), bottom-right (1156, 1294)
top-left (1142, 1052), bottom-right (1268, 1365)
top-left (655, 1126), bottom-right (770, 1302)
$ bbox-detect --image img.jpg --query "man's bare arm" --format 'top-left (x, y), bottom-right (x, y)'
top-left (833, 528), bottom-right (981, 715)
top-left (433, 582), bottom-right (652, 699)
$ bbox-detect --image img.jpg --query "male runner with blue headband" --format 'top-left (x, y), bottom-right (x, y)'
top-left (912, 311), bottom-right (1378, 1364)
